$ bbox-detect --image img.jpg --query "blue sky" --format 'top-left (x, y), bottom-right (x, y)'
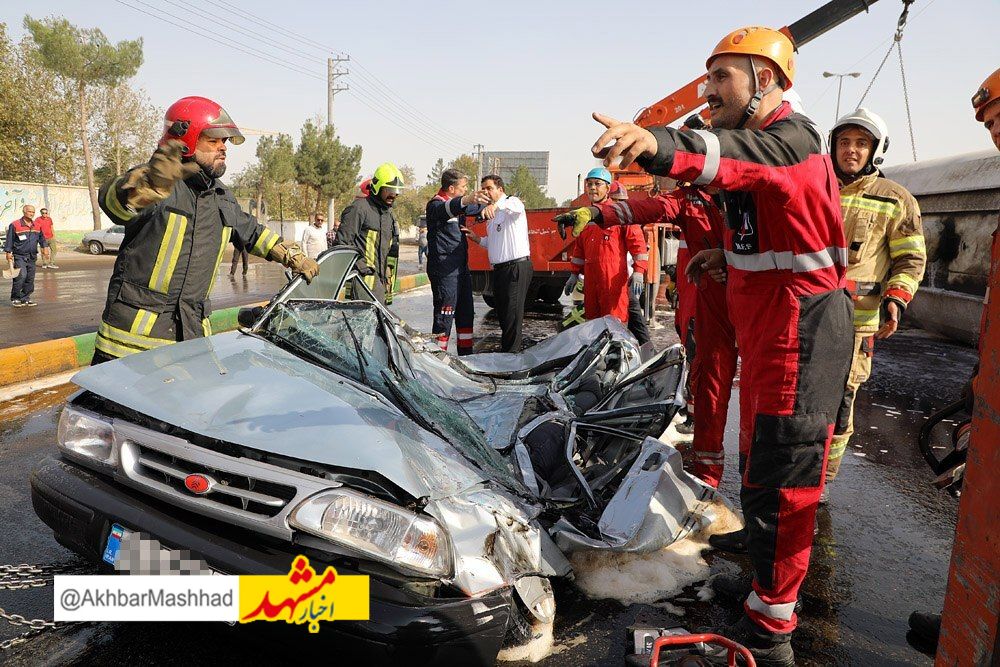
top-left (4, 0), bottom-right (998, 201)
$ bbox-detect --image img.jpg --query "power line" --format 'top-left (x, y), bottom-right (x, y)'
top-left (115, 0), bottom-right (469, 155)
top-left (166, 0), bottom-right (470, 152)
top-left (205, 0), bottom-right (477, 148)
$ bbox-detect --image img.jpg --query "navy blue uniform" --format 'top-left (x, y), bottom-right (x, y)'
top-left (4, 217), bottom-right (48, 304)
top-left (425, 192), bottom-right (482, 355)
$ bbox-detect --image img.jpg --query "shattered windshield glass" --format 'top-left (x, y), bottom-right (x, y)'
top-left (257, 301), bottom-right (522, 489)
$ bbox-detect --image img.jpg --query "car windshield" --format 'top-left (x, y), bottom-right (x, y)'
top-left (255, 300), bottom-right (522, 489)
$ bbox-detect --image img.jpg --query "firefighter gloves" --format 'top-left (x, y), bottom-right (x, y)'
top-left (123, 140), bottom-right (201, 209)
top-left (630, 272), bottom-right (644, 299)
top-left (269, 241), bottom-right (320, 283)
top-left (553, 207), bottom-right (594, 239)
top-left (563, 273), bottom-right (579, 296)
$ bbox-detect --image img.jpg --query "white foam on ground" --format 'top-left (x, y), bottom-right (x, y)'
top-left (496, 620), bottom-right (555, 663)
top-left (569, 498), bottom-right (743, 606)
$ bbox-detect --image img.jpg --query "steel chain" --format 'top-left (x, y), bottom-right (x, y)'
top-left (856, 0), bottom-right (914, 108)
top-left (0, 563), bottom-right (96, 650)
top-left (896, 39), bottom-right (918, 161)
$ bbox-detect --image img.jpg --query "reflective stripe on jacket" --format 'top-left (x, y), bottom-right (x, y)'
top-left (335, 194), bottom-right (399, 303)
top-left (96, 169), bottom-right (280, 359)
top-left (839, 173), bottom-right (925, 331)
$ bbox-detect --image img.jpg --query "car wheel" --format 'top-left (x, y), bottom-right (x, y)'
top-left (88, 241), bottom-right (104, 255)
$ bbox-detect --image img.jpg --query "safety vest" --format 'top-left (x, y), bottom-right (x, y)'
top-left (96, 169), bottom-right (280, 359)
top-left (839, 172), bottom-right (926, 331)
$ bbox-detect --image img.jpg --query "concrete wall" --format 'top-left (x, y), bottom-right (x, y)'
top-left (0, 180), bottom-right (113, 231)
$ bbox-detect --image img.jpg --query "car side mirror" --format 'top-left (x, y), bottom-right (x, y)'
top-left (237, 306), bottom-right (264, 329)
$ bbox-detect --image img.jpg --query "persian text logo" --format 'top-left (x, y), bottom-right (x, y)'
top-left (239, 556), bottom-right (369, 633)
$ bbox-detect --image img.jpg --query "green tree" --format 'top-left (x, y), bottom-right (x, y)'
top-left (24, 16), bottom-right (143, 229)
top-left (426, 157), bottom-right (445, 185)
top-left (448, 154), bottom-right (480, 183)
top-left (507, 165), bottom-right (557, 209)
top-left (294, 119), bottom-right (361, 218)
top-left (254, 133), bottom-right (295, 220)
top-left (91, 82), bottom-right (160, 179)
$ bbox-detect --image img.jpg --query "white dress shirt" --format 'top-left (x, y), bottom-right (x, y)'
top-left (301, 224), bottom-right (327, 259)
top-left (479, 195), bottom-right (530, 265)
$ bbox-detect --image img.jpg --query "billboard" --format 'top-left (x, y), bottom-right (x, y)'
top-left (480, 151), bottom-right (550, 187)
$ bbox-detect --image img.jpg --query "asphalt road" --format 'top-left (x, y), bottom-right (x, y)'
top-left (0, 285), bottom-right (975, 666)
top-left (0, 244), bottom-right (423, 348)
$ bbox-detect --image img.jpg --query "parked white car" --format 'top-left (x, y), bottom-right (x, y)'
top-left (82, 225), bottom-right (125, 254)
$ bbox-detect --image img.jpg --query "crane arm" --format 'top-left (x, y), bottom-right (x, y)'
top-left (633, 0), bottom-right (882, 129)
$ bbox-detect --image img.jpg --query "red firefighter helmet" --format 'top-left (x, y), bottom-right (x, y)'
top-left (159, 96), bottom-right (245, 157)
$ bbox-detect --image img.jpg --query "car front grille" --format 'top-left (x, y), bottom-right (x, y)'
top-left (112, 420), bottom-right (335, 539)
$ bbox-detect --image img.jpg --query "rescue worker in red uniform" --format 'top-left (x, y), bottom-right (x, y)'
top-left (563, 167), bottom-right (648, 326)
top-left (561, 27), bottom-right (853, 665)
top-left (559, 184), bottom-right (734, 488)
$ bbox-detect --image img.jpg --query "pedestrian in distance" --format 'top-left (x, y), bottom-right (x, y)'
top-left (462, 175), bottom-right (532, 353)
top-left (229, 232), bottom-right (249, 278)
top-left (93, 96), bottom-right (319, 365)
top-left (301, 213), bottom-right (328, 260)
top-left (425, 169), bottom-right (488, 355)
top-left (35, 207), bottom-right (58, 269)
top-left (565, 26), bottom-right (854, 666)
top-left (417, 217), bottom-right (428, 270)
top-left (5, 204), bottom-right (49, 307)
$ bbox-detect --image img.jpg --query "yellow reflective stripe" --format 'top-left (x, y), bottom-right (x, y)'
top-left (888, 235), bottom-right (926, 258)
top-left (206, 226), bottom-right (232, 296)
top-left (148, 212), bottom-right (188, 293)
top-left (364, 230), bottom-right (378, 289)
top-left (888, 273), bottom-right (920, 294)
top-left (840, 194), bottom-right (899, 218)
top-left (104, 177), bottom-right (135, 222)
top-left (202, 318), bottom-right (212, 337)
top-left (251, 227), bottom-right (279, 257)
top-left (99, 321), bottom-right (173, 350)
top-left (129, 309), bottom-right (158, 336)
top-left (95, 334), bottom-right (143, 359)
top-left (853, 308), bottom-right (880, 328)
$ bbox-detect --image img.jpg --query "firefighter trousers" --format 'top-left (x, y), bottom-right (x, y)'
top-left (430, 270), bottom-right (475, 355)
top-left (827, 331), bottom-right (875, 482)
top-left (731, 284), bottom-right (853, 636)
top-left (690, 279), bottom-right (737, 487)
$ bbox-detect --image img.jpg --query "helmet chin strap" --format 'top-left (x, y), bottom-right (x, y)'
top-left (736, 57), bottom-right (780, 130)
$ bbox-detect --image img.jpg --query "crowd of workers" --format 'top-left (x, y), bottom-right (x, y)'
top-left (4, 204), bottom-right (58, 307)
top-left (62, 25), bottom-right (1000, 663)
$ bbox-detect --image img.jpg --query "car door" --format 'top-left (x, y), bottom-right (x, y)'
top-left (575, 344), bottom-right (686, 441)
top-left (108, 225), bottom-right (126, 251)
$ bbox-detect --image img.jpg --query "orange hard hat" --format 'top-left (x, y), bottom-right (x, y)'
top-left (707, 26), bottom-right (795, 91)
top-left (973, 67), bottom-right (1000, 121)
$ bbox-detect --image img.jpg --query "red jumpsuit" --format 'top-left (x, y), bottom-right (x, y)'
top-left (569, 222), bottom-right (648, 324)
top-left (599, 187), bottom-right (735, 488)
top-left (601, 102), bottom-right (853, 638)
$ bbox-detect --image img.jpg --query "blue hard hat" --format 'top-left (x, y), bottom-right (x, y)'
top-left (585, 167), bottom-right (613, 184)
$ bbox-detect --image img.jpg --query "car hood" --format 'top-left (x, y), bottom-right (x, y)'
top-left (72, 331), bottom-right (489, 501)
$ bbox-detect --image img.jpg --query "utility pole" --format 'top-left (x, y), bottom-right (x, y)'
top-left (327, 56), bottom-right (349, 226)
top-left (823, 70), bottom-right (861, 125)
top-left (473, 143), bottom-right (485, 185)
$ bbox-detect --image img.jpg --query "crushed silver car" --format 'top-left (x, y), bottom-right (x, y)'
top-left (33, 248), bottom-right (726, 664)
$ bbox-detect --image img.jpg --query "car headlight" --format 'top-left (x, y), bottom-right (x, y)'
top-left (57, 406), bottom-right (115, 466)
top-left (290, 489), bottom-right (452, 578)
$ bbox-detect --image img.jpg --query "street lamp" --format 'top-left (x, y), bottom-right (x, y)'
top-left (823, 71), bottom-right (862, 124)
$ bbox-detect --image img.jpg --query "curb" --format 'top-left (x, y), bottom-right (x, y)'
top-left (0, 272), bottom-right (428, 391)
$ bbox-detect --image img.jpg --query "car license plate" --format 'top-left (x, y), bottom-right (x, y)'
top-left (102, 523), bottom-right (128, 566)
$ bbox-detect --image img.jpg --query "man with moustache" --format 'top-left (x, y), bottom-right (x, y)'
top-left (93, 96), bottom-right (318, 364)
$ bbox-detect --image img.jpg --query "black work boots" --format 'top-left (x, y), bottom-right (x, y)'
top-left (709, 527), bottom-right (749, 554)
top-left (702, 616), bottom-right (795, 667)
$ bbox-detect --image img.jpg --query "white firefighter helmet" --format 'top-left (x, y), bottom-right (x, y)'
top-left (830, 107), bottom-right (890, 167)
